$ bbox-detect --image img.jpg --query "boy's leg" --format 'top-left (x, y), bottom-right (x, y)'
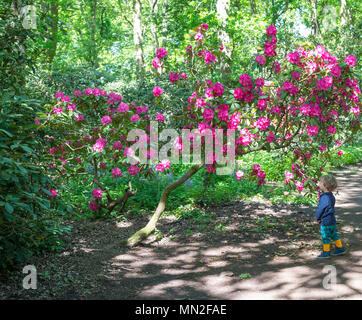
top-left (318, 226), bottom-right (331, 258)
top-left (330, 225), bottom-right (345, 255)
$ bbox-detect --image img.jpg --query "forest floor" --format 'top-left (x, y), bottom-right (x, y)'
top-left (1, 163), bottom-right (361, 300)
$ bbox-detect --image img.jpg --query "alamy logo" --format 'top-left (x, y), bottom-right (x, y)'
top-left (321, 5), bottom-right (338, 32)
top-left (22, 265), bottom-right (37, 289)
top-left (20, 5), bottom-right (37, 30)
top-left (322, 265), bottom-right (337, 290)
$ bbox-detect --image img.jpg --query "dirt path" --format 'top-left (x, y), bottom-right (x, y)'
top-left (1, 163), bottom-right (361, 300)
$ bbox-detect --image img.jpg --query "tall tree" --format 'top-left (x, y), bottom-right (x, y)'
top-left (133, 0), bottom-right (145, 80)
top-left (216, 0), bottom-right (231, 76)
top-left (310, 0), bottom-right (320, 37)
top-left (47, 0), bottom-right (59, 66)
top-left (340, 0), bottom-right (349, 26)
top-left (147, 0), bottom-right (160, 55)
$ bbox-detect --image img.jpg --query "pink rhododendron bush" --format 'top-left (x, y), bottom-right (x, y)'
top-left (37, 24), bottom-right (360, 247)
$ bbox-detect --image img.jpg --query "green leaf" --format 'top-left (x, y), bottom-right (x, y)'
top-left (0, 129), bottom-right (13, 137)
top-left (5, 202), bottom-right (14, 214)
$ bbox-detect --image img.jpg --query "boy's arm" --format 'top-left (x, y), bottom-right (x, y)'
top-left (315, 195), bottom-right (329, 221)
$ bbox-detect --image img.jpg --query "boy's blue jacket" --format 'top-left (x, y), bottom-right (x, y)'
top-left (315, 192), bottom-right (336, 226)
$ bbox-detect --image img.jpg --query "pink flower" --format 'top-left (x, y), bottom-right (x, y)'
top-left (48, 189), bottom-right (57, 198)
top-left (195, 32), bottom-right (204, 41)
top-left (337, 150), bottom-right (343, 157)
top-left (84, 88), bottom-right (92, 96)
top-left (257, 170), bottom-right (266, 179)
top-left (203, 108), bottom-right (214, 122)
top-left (235, 170), bottom-right (245, 180)
top-left (161, 159), bottom-right (171, 169)
top-left (67, 103), bottom-right (76, 111)
top-left (128, 165), bottom-right (139, 176)
top-left (156, 48), bottom-right (168, 59)
top-left (153, 86), bottom-right (163, 97)
top-left (174, 136), bottom-right (184, 151)
top-left (239, 74), bottom-right (252, 89)
top-left (204, 51), bottom-right (216, 64)
top-left (112, 168), bottom-right (122, 178)
top-left (257, 99), bottom-right (267, 111)
top-left (330, 65), bottom-right (341, 78)
top-left (218, 108), bottom-right (229, 122)
top-left (152, 57), bottom-right (162, 69)
top-left (117, 102), bottom-right (129, 113)
top-left (270, 106), bottom-right (281, 114)
top-left (291, 71), bottom-right (300, 81)
top-left (55, 91), bottom-right (64, 99)
top-left (92, 189), bottom-right (103, 199)
top-left (92, 88), bottom-right (101, 96)
top-left (75, 114), bottom-right (84, 121)
top-left (112, 141), bottom-right (123, 150)
top-left (155, 113), bottom-right (165, 122)
top-left (201, 23), bottom-right (208, 30)
top-left (266, 25), bottom-right (277, 36)
top-left (286, 51), bottom-right (300, 64)
top-left (93, 138), bottom-right (107, 152)
top-left (53, 105), bottom-right (63, 114)
top-left (233, 88), bottom-right (245, 100)
top-left (285, 171), bottom-right (294, 183)
top-left (255, 78), bottom-right (265, 87)
top-left (49, 147), bottom-right (57, 155)
top-left (266, 131), bottom-right (275, 143)
top-left (307, 125), bottom-right (319, 137)
top-left (327, 125), bottom-right (336, 135)
top-left (155, 163), bottom-right (165, 172)
top-left (34, 118), bottom-right (41, 124)
top-left (130, 115), bottom-right (140, 122)
top-left (256, 117), bottom-right (271, 131)
top-left (61, 95), bottom-right (70, 103)
top-left (124, 147), bottom-right (135, 158)
top-left (345, 55), bottom-right (356, 67)
top-left (282, 81), bottom-right (296, 94)
top-left (350, 106), bottom-right (360, 116)
top-left (255, 55), bottom-right (266, 66)
top-left (89, 200), bottom-right (100, 211)
top-left (317, 76), bottom-right (333, 91)
top-left (73, 90), bottom-right (82, 97)
top-left (264, 39), bottom-right (276, 57)
top-left (295, 181), bottom-right (303, 192)
top-left (273, 61), bottom-right (281, 73)
top-left (319, 144), bottom-right (327, 152)
top-left (212, 82), bottom-right (224, 97)
top-left (101, 115), bottom-right (112, 126)
top-left (169, 72), bottom-right (179, 83)
top-left (206, 165), bottom-right (216, 173)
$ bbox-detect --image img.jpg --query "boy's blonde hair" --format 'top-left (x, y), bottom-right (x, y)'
top-left (320, 174), bottom-right (338, 192)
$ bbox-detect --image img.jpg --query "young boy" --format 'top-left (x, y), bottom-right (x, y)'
top-left (315, 174), bottom-right (345, 258)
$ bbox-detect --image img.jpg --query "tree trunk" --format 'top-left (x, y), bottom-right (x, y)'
top-left (250, 0), bottom-right (257, 15)
top-left (216, 0), bottom-right (231, 76)
top-left (90, 0), bottom-right (99, 68)
top-left (310, 0), bottom-right (319, 37)
top-left (47, 0), bottom-right (59, 67)
top-left (160, 0), bottom-right (167, 48)
top-left (126, 163), bottom-right (204, 247)
top-left (133, 0), bottom-right (145, 80)
top-left (340, 0), bottom-right (348, 26)
top-left (148, 0), bottom-right (159, 55)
